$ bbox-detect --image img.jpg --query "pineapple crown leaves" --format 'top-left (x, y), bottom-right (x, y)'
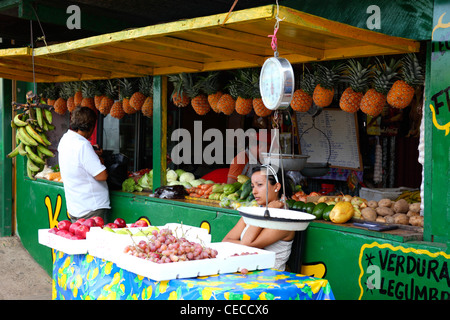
top-left (104, 79), bottom-right (118, 100)
top-left (81, 80), bottom-right (96, 98)
top-left (168, 73), bottom-right (190, 98)
top-left (198, 71), bottom-right (221, 95)
top-left (341, 59), bottom-right (372, 93)
top-left (118, 78), bottom-right (134, 99)
top-left (138, 75), bottom-right (153, 97)
top-left (400, 53), bottom-right (424, 88)
top-left (228, 68), bottom-right (260, 99)
top-left (299, 66), bottom-right (316, 95)
top-left (314, 62), bottom-right (346, 90)
top-left (182, 73), bottom-right (204, 99)
top-left (371, 57), bottom-right (401, 94)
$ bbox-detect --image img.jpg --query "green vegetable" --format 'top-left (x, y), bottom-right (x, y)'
top-left (237, 175), bottom-right (250, 184)
top-left (175, 169), bottom-right (185, 177)
top-left (247, 192), bottom-right (255, 201)
top-left (212, 184), bottom-right (224, 193)
top-left (190, 179), bottom-right (203, 187)
top-left (322, 204), bottom-right (335, 221)
top-left (293, 201), bottom-right (305, 211)
top-left (240, 180), bottom-right (252, 200)
top-left (137, 173), bottom-right (152, 190)
top-left (122, 178), bottom-right (143, 193)
top-left (179, 172), bottom-right (195, 183)
top-left (311, 203), bottom-right (328, 219)
top-left (228, 192), bottom-right (239, 201)
top-left (166, 169), bottom-right (178, 182)
top-left (286, 199), bottom-right (296, 209)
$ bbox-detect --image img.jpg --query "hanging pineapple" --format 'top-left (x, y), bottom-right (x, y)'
top-left (250, 68), bottom-right (271, 117)
top-left (339, 59), bottom-right (372, 113)
top-left (313, 63), bottom-right (345, 108)
top-left (94, 80), bottom-right (106, 110)
top-left (228, 69), bottom-right (256, 116)
top-left (140, 76), bottom-right (153, 118)
top-left (360, 57), bottom-right (401, 117)
top-left (217, 92), bottom-right (235, 115)
top-left (200, 72), bottom-right (223, 113)
top-left (120, 78), bottom-right (137, 114)
top-left (45, 84), bottom-right (59, 106)
top-left (168, 73), bottom-right (190, 107)
top-left (386, 53), bottom-right (424, 109)
top-left (53, 83), bottom-right (68, 115)
top-left (81, 81), bottom-right (96, 111)
top-left (184, 73), bottom-right (211, 116)
top-left (73, 82), bottom-right (83, 107)
top-left (65, 82), bottom-right (76, 113)
top-left (99, 79), bottom-right (116, 116)
top-left (130, 77), bottom-right (148, 111)
top-left (110, 100), bottom-right (125, 119)
top-left (291, 67), bottom-right (315, 112)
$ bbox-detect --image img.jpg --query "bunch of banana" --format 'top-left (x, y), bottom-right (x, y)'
top-left (8, 104), bottom-right (55, 180)
top-left (395, 190), bottom-right (421, 203)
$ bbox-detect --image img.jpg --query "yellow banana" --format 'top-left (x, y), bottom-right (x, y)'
top-left (36, 107), bottom-right (44, 128)
top-left (25, 124), bottom-right (47, 146)
top-left (18, 127), bottom-right (38, 146)
top-left (25, 145), bottom-right (45, 165)
top-left (13, 113), bottom-right (27, 127)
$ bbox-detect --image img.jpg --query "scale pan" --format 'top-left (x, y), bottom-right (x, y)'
top-left (238, 206), bottom-right (315, 231)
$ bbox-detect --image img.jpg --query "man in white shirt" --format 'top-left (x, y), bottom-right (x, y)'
top-left (58, 106), bottom-right (110, 222)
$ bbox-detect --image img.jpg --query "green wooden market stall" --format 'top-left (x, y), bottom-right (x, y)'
top-left (0, 2), bottom-right (449, 300)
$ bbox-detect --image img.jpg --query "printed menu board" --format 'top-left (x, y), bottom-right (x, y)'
top-left (295, 109), bottom-right (363, 170)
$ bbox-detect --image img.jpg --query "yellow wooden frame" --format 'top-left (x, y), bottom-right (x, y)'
top-left (0, 5), bottom-right (420, 83)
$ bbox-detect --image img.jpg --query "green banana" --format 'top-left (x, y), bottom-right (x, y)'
top-left (18, 142), bottom-right (27, 156)
top-left (27, 165), bottom-right (36, 180)
top-left (25, 124), bottom-right (47, 146)
top-left (37, 144), bottom-right (54, 157)
top-left (27, 156), bottom-right (41, 172)
top-left (44, 109), bottom-right (52, 124)
top-left (46, 123), bottom-right (55, 131)
top-left (7, 145), bottom-right (20, 158)
top-left (42, 120), bottom-right (48, 131)
top-left (39, 132), bottom-right (51, 146)
top-left (13, 113), bottom-right (27, 127)
top-left (25, 145), bottom-right (45, 165)
top-left (36, 107), bottom-right (44, 128)
top-left (18, 127), bottom-right (38, 146)
top-left (11, 120), bottom-right (17, 129)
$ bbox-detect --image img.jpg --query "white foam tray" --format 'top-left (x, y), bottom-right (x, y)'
top-left (38, 228), bottom-right (91, 255)
top-left (86, 223), bottom-right (211, 262)
top-left (115, 242), bottom-right (275, 281)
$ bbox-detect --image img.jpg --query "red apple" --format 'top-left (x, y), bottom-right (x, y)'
top-left (70, 235), bottom-right (82, 240)
top-left (92, 216), bottom-right (104, 228)
top-left (58, 220), bottom-right (72, 232)
top-left (57, 230), bottom-right (70, 237)
top-left (82, 218), bottom-right (97, 228)
top-left (114, 218), bottom-right (126, 228)
top-left (76, 218), bottom-right (86, 224)
top-left (69, 222), bottom-right (81, 234)
top-left (134, 220), bottom-right (148, 228)
top-left (75, 225), bottom-right (90, 239)
top-left (48, 227), bottom-right (58, 234)
top-left (105, 223), bottom-right (118, 229)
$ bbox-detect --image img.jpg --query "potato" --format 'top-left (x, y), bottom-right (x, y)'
top-left (376, 206), bottom-right (394, 216)
top-left (406, 210), bottom-right (419, 217)
top-left (409, 203), bottom-right (421, 213)
top-left (385, 216), bottom-right (395, 224)
top-left (368, 200), bottom-right (378, 209)
top-left (361, 207), bottom-right (377, 221)
top-left (376, 216), bottom-right (386, 223)
top-left (393, 199), bottom-right (409, 213)
top-left (393, 213), bottom-right (409, 225)
top-left (378, 199), bottom-right (392, 207)
top-left (409, 215), bottom-right (424, 227)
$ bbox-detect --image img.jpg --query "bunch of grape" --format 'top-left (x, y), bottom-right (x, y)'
top-left (123, 228), bottom-right (218, 263)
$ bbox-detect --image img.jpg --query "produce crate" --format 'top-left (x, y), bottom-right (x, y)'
top-left (38, 228), bottom-right (90, 254)
top-left (86, 223), bottom-right (211, 262)
top-left (359, 187), bottom-right (417, 202)
top-left (115, 242), bottom-right (275, 281)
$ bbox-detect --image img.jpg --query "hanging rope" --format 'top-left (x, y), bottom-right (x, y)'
top-left (268, 0), bottom-right (284, 57)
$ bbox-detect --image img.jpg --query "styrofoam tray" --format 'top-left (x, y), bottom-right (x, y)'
top-left (86, 223), bottom-right (211, 261)
top-left (115, 242), bottom-right (275, 281)
top-left (38, 228), bottom-right (89, 255)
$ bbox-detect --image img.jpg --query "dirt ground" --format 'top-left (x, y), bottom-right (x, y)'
top-left (0, 236), bottom-right (52, 300)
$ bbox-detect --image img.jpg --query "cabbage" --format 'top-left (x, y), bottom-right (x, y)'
top-left (190, 179), bottom-right (203, 187)
top-left (204, 180), bottom-right (215, 184)
top-left (179, 172), bottom-right (195, 183)
top-left (166, 169), bottom-right (178, 182)
top-left (181, 182), bottom-right (192, 188)
top-left (167, 180), bottom-right (182, 186)
top-left (175, 169), bottom-right (186, 177)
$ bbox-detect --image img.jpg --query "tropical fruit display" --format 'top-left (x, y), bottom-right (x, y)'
top-left (139, 76), bottom-right (154, 118)
top-left (228, 68), bottom-right (258, 116)
top-left (360, 57), bottom-right (400, 117)
top-left (168, 73), bottom-right (190, 108)
top-left (8, 93), bottom-right (55, 180)
top-left (200, 71), bottom-right (223, 113)
top-left (339, 59), bottom-right (372, 113)
top-left (387, 53), bottom-right (424, 109)
top-left (120, 78), bottom-right (138, 114)
top-left (80, 80), bottom-right (96, 111)
top-left (99, 79), bottom-right (116, 116)
top-left (184, 73), bottom-right (211, 116)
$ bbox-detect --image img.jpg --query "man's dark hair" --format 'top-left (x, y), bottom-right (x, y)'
top-left (70, 106), bottom-right (97, 132)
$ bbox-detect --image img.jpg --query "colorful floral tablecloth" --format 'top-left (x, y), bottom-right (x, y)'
top-left (52, 251), bottom-right (334, 300)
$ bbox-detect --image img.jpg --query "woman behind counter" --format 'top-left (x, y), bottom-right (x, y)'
top-left (223, 165), bottom-right (294, 270)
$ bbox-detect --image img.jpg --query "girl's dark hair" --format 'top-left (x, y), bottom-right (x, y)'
top-left (251, 165), bottom-right (293, 198)
top-left (70, 106), bottom-right (97, 132)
